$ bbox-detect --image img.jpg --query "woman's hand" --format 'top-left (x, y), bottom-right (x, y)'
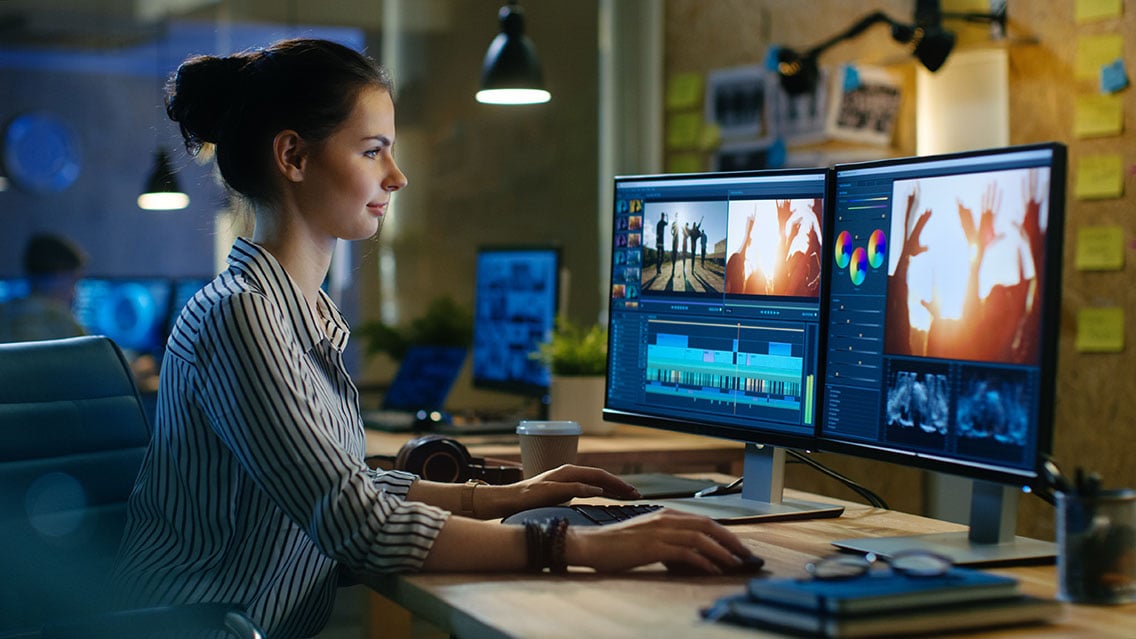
top-left (477, 465), bottom-right (641, 520)
top-left (567, 508), bottom-right (753, 574)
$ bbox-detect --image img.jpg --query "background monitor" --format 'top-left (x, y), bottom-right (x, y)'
top-left (603, 168), bottom-right (841, 522)
top-left (72, 278), bottom-right (172, 355)
top-left (471, 246), bottom-right (560, 405)
top-left (0, 277), bottom-right (29, 303)
top-left (819, 143), bottom-right (1066, 564)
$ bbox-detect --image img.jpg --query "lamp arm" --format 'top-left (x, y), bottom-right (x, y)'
top-left (805, 11), bottom-right (896, 59)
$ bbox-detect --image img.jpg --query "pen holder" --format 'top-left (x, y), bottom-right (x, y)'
top-left (1056, 489), bottom-right (1136, 604)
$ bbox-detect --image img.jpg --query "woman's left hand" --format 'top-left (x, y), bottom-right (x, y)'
top-left (476, 465), bottom-right (640, 520)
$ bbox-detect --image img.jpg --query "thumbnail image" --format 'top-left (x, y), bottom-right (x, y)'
top-left (956, 365), bottom-right (1030, 448)
top-left (612, 284), bottom-right (626, 299)
top-left (629, 215), bottom-right (643, 231)
top-left (883, 362), bottom-right (950, 450)
top-left (628, 233), bottom-right (641, 248)
top-left (641, 200), bottom-right (728, 295)
top-left (885, 167), bottom-right (1050, 365)
top-left (724, 197), bottom-right (822, 297)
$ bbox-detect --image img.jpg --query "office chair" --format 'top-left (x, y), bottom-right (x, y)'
top-left (0, 336), bottom-right (263, 639)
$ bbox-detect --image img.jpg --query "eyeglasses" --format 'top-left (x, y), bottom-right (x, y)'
top-left (805, 550), bottom-right (953, 581)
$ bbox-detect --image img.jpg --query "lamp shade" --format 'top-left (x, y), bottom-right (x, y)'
top-left (137, 148), bottom-right (189, 210)
top-left (476, 3), bottom-right (550, 105)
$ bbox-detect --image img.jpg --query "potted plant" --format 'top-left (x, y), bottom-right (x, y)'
top-left (537, 316), bottom-right (615, 435)
top-left (356, 296), bottom-right (472, 362)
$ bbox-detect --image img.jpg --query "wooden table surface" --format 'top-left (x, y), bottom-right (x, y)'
top-left (361, 487), bottom-right (1136, 638)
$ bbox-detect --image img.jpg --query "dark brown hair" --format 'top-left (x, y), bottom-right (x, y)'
top-left (165, 38), bottom-right (392, 206)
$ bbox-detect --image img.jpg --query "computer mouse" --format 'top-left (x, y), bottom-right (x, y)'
top-left (668, 553), bottom-right (765, 576)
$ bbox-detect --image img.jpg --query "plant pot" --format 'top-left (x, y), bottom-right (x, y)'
top-left (548, 375), bottom-right (614, 435)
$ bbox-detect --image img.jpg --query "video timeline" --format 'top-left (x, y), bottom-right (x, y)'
top-left (642, 319), bottom-right (813, 426)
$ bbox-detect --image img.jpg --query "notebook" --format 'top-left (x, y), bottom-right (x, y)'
top-left (362, 345), bottom-right (467, 432)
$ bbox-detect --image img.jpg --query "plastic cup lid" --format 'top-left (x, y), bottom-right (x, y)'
top-left (516, 420), bottom-right (582, 436)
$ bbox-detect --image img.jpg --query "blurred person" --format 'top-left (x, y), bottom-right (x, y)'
top-left (0, 233), bottom-right (86, 342)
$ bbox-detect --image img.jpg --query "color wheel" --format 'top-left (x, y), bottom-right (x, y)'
top-left (834, 231), bottom-right (853, 269)
top-left (850, 247), bottom-right (868, 286)
top-left (868, 229), bottom-right (887, 269)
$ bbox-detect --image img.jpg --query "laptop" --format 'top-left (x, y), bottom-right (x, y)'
top-left (362, 345), bottom-right (468, 432)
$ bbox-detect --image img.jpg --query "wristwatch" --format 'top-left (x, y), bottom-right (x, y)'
top-left (460, 479), bottom-right (488, 517)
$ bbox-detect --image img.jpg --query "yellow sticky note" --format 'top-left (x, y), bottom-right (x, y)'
top-left (1076, 34), bottom-right (1123, 81)
top-left (667, 153), bottom-right (704, 174)
top-left (698, 122), bottom-right (721, 150)
top-left (666, 112), bottom-right (702, 149)
top-left (666, 73), bottom-right (704, 111)
top-left (1074, 94), bottom-right (1124, 138)
top-left (1075, 154), bottom-right (1124, 199)
top-left (1076, 307), bottom-right (1125, 352)
top-left (1075, 226), bottom-right (1125, 270)
top-left (1076, 0), bottom-right (1123, 23)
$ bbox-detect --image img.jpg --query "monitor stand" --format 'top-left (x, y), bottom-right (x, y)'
top-left (654, 443), bottom-right (844, 524)
top-left (832, 480), bottom-right (1056, 566)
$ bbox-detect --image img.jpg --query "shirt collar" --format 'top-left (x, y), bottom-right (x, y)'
top-left (226, 238), bottom-right (350, 352)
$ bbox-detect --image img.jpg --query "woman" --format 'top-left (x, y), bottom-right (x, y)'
top-left (113, 39), bottom-right (751, 638)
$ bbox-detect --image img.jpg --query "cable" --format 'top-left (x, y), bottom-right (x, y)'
top-left (787, 450), bottom-right (890, 510)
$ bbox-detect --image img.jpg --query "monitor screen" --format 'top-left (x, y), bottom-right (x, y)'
top-left (0, 277), bottom-right (30, 303)
top-left (820, 143), bottom-right (1066, 563)
top-left (603, 168), bottom-right (842, 522)
top-left (471, 246), bottom-right (560, 398)
top-left (73, 278), bottom-right (173, 355)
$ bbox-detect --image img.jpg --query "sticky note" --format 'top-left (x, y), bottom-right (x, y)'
top-left (1076, 226), bottom-right (1125, 270)
top-left (1100, 58), bottom-right (1129, 93)
top-left (667, 153), bottom-right (704, 174)
top-left (666, 73), bottom-right (703, 111)
top-left (1075, 154), bottom-right (1124, 199)
top-left (1076, 0), bottom-right (1123, 23)
top-left (1076, 34), bottom-right (1123, 81)
top-left (1076, 307), bottom-right (1125, 352)
top-left (666, 112), bottom-right (702, 149)
top-left (698, 122), bottom-right (721, 150)
top-left (1074, 93), bottom-right (1124, 138)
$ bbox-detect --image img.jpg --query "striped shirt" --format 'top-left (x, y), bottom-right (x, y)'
top-left (113, 238), bottom-right (448, 638)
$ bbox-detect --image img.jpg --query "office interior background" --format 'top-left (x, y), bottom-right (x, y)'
top-left (0, 0), bottom-right (1132, 551)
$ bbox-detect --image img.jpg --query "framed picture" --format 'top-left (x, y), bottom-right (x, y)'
top-left (826, 65), bottom-right (902, 146)
top-left (705, 65), bottom-right (768, 140)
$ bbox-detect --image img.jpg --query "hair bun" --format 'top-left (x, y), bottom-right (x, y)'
top-left (165, 53), bottom-right (249, 154)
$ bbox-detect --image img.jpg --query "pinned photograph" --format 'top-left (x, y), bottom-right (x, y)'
top-left (827, 65), bottom-right (902, 146)
top-left (705, 65), bottom-right (769, 140)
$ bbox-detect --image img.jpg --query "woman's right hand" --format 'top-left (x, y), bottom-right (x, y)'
top-left (565, 508), bottom-right (753, 574)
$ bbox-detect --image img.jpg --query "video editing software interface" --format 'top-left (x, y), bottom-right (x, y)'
top-left (822, 145), bottom-right (1064, 482)
top-left (471, 247), bottom-right (559, 396)
top-left (606, 169), bottom-right (827, 441)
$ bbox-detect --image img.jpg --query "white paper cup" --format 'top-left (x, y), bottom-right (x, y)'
top-left (515, 420), bottom-right (582, 478)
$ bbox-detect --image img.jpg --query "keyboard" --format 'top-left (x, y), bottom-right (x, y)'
top-left (500, 503), bottom-right (663, 526)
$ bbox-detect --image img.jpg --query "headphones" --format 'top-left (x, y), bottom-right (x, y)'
top-left (382, 435), bottom-right (522, 484)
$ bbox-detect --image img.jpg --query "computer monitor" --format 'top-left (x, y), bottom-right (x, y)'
top-left (603, 168), bottom-right (843, 522)
top-left (0, 277), bottom-right (30, 303)
top-left (72, 278), bottom-right (172, 355)
top-left (471, 246), bottom-right (560, 407)
top-left (819, 143), bottom-right (1066, 564)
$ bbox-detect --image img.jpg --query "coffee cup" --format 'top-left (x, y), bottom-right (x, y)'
top-left (515, 420), bottom-right (582, 479)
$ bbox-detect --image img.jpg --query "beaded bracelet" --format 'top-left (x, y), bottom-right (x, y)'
top-left (525, 517), bottom-right (569, 573)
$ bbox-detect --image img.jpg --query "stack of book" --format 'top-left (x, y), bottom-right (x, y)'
top-left (702, 567), bottom-right (1062, 637)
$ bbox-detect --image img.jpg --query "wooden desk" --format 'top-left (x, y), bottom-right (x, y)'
top-left (362, 489), bottom-right (1134, 638)
top-left (366, 424), bottom-right (747, 477)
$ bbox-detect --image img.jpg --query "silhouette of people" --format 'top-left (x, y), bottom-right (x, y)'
top-left (655, 212), bottom-right (667, 272)
top-left (888, 172), bottom-right (1046, 365)
top-left (689, 218), bottom-right (703, 270)
top-left (699, 223), bottom-right (708, 265)
top-left (0, 233), bottom-right (86, 343)
top-left (670, 216), bottom-right (679, 271)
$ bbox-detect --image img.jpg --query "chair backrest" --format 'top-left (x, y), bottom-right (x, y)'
top-left (0, 336), bottom-right (150, 629)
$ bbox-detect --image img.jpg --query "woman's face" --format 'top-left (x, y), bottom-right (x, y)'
top-left (293, 85), bottom-right (408, 242)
